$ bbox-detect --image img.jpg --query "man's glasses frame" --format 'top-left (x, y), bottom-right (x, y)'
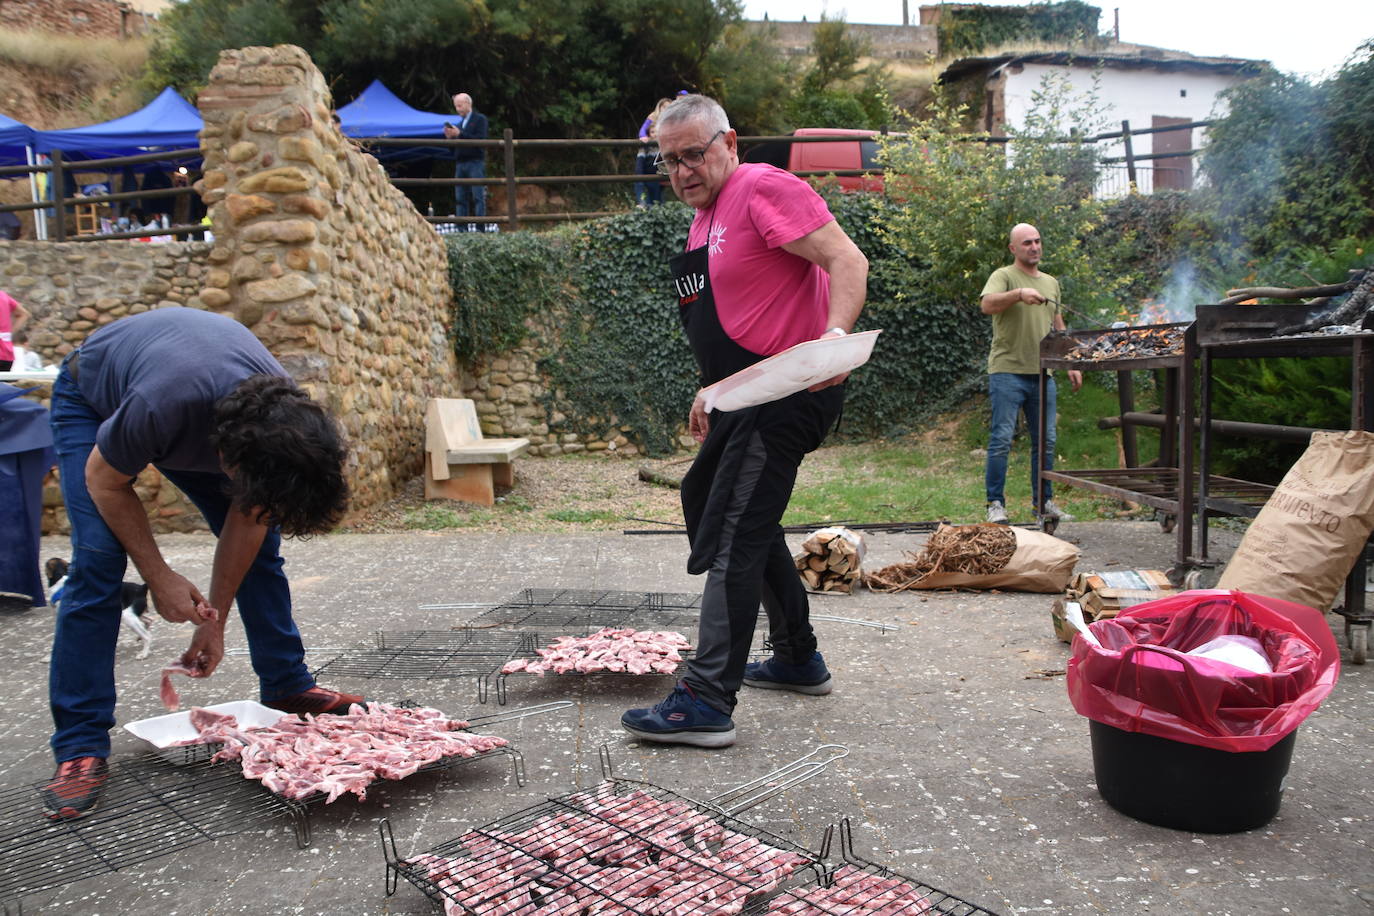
top-left (654, 130), bottom-right (725, 176)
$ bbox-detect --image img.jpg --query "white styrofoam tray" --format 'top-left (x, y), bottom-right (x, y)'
top-left (124, 700), bottom-right (287, 749)
top-left (698, 329), bottom-right (882, 413)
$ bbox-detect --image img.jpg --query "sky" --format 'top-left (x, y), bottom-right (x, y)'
top-left (740, 0), bottom-right (1374, 80)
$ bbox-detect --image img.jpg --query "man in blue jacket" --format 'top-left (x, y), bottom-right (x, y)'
top-left (444, 93), bottom-right (488, 219)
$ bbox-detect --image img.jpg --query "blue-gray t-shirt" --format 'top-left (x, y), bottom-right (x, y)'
top-left (76, 307), bottom-right (288, 476)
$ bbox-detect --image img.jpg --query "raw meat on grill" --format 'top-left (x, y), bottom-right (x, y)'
top-left (501, 628), bottom-right (690, 677)
top-left (180, 701), bottom-right (507, 802)
top-left (766, 864), bottom-right (935, 915)
top-left (403, 789), bottom-right (813, 916)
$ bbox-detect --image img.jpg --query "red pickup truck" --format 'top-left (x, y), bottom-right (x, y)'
top-left (743, 128), bottom-right (884, 192)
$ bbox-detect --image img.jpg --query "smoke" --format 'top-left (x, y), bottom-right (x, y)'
top-left (1141, 260), bottom-right (1224, 324)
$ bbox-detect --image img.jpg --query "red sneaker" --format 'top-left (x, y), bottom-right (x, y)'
top-left (266, 686), bottom-right (366, 716)
top-left (43, 756), bottom-right (109, 820)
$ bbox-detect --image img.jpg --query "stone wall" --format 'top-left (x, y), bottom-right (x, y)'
top-left (0, 0), bottom-right (153, 39)
top-left (751, 20), bottom-right (937, 59)
top-left (5, 44), bottom-right (457, 534)
top-left (195, 44), bottom-right (456, 513)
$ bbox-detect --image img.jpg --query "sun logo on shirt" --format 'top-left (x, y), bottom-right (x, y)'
top-left (708, 224), bottom-right (726, 256)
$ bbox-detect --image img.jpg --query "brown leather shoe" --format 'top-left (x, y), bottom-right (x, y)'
top-left (43, 756), bottom-right (109, 820)
top-left (266, 686), bottom-right (366, 716)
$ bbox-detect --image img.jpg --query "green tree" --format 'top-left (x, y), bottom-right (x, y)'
top-left (1197, 41), bottom-right (1374, 266)
top-left (781, 14), bottom-right (897, 131)
top-left (878, 76), bottom-right (1117, 316)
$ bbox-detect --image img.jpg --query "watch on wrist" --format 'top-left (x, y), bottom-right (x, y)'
top-left (826, 327), bottom-right (847, 336)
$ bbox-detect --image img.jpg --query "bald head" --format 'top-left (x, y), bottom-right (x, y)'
top-left (1009, 223), bottom-right (1043, 273)
top-left (453, 93), bottom-right (473, 117)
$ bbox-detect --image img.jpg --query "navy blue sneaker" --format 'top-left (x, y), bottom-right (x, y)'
top-left (743, 651), bottom-right (833, 695)
top-left (621, 683), bottom-right (736, 748)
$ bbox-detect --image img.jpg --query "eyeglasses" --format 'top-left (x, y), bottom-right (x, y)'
top-left (654, 131), bottom-right (725, 175)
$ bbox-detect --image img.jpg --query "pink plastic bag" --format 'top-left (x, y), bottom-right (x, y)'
top-left (1066, 590), bottom-right (1340, 752)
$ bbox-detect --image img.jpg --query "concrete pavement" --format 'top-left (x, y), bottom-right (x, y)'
top-left (0, 521), bottom-right (1369, 915)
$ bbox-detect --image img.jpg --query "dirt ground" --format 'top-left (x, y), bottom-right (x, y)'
top-left (341, 447), bottom-right (867, 534)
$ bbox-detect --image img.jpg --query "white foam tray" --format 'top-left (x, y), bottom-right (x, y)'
top-left (124, 700), bottom-right (286, 749)
top-left (698, 329), bottom-right (882, 413)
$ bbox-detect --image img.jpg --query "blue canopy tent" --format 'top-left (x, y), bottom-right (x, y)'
top-left (30, 88), bottom-right (205, 228)
top-left (336, 80), bottom-right (459, 166)
top-left (0, 112), bottom-right (43, 238)
top-left (337, 80), bottom-right (454, 138)
top-left (31, 87), bottom-right (203, 162)
top-left (0, 112), bottom-right (36, 167)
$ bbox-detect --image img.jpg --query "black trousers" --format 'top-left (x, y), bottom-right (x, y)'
top-left (681, 388), bottom-right (842, 714)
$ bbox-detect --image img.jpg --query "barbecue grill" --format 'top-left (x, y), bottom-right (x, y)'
top-left (1194, 300), bottom-right (1374, 663)
top-left (381, 745), bottom-right (846, 915)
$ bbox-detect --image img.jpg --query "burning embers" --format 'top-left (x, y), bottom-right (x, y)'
top-left (1062, 324), bottom-right (1186, 361)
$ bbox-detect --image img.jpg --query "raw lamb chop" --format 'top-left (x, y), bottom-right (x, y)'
top-left (183, 701), bottom-right (508, 803)
top-left (159, 655), bottom-right (209, 711)
top-left (501, 628), bottom-right (691, 677)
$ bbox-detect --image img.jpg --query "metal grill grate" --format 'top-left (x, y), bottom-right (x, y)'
top-left (311, 629), bottom-right (530, 699)
top-left (224, 701), bottom-right (564, 836)
top-left (758, 819), bottom-right (1003, 915)
top-left (383, 746), bottom-right (848, 916)
top-left (0, 753), bottom-right (306, 907)
top-left (462, 589), bottom-right (704, 630)
top-left (391, 780), bottom-right (825, 914)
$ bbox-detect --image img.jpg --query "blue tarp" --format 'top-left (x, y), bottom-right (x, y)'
top-left (0, 112), bottom-right (35, 168)
top-left (337, 80), bottom-right (454, 138)
top-left (31, 87), bottom-right (203, 160)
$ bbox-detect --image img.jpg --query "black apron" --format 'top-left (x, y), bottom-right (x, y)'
top-left (670, 236), bottom-right (841, 575)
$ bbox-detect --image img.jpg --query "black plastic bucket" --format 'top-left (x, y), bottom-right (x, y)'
top-left (1089, 721), bottom-right (1298, 832)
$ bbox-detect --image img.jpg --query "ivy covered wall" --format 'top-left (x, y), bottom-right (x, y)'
top-left (450, 194), bottom-right (989, 455)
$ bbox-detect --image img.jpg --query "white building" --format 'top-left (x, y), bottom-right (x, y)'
top-left (939, 47), bottom-right (1267, 197)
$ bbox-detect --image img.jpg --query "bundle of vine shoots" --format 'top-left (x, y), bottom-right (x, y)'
top-left (864, 523), bottom-right (1017, 592)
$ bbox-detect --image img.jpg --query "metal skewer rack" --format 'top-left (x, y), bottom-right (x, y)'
top-left (756, 817), bottom-right (1002, 915)
top-left (381, 744), bottom-right (848, 915)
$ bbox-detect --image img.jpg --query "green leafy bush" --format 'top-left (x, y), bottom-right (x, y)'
top-left (446, 230), bottom-right (570, 362)
top-left (936, 0), bottom-right (1105, 57)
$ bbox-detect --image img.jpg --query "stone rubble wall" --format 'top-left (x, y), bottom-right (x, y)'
top-left (4, 43), bottom-right (666, 540)
top-left (5, 43), bottom-right (460, 535)
top-left (0, 0), bottom-right (153, 40)
top-left (195, 44), bottom-right (457, 516)
top-left (0, 240), bottom-right (218, 534)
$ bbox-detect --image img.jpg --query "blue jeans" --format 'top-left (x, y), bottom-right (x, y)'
top-left (634, 153), bottom-right (662, 207)
top-left (454, 158), bottom-right (486, 217)
top-left (48, 363), bottom-right (314, 762)
top-left (985, 372), bottom-right (1056, 507)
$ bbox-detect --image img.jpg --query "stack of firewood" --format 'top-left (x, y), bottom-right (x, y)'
top-left (794, 527), bottom-right (866, 593)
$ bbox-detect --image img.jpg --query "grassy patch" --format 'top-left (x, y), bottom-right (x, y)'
top-left (545, 508), bottom-right (621, 523)
top-left (785, 373), bottom-right (1163, 527)
top-left (402, 504), bottom-right (493, 529)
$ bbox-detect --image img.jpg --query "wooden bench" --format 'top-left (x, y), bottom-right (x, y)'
top-left (423, 398), bottom-right (530, 506)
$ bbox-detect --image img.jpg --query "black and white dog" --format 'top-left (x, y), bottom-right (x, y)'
top-left (45, 558), bottom-right (154, 659)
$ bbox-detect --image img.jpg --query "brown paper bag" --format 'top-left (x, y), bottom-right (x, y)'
top-left (1218, 430), bottom-right (1374, 610)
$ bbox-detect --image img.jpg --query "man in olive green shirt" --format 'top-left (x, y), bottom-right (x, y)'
top-left (980, 223), bottom-right (1081, 524)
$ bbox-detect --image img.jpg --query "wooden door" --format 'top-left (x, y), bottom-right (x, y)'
top-left (1152, 116), bottom-right (1192, 191)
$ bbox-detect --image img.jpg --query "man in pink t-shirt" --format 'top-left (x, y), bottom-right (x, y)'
top-left (0, 290), bottom-right (31, 372)
top-left (621, 94), bottom-right (868, 749)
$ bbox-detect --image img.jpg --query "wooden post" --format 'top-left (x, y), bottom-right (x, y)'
top-left (51, 149), bottom-right (66, 242)
top-left (1120, 119), bottom-right (1137, 190)
top-left (504, 128), bottom-right (518, 232)
top-left (1117, 369), bottom-right (1138, 467)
